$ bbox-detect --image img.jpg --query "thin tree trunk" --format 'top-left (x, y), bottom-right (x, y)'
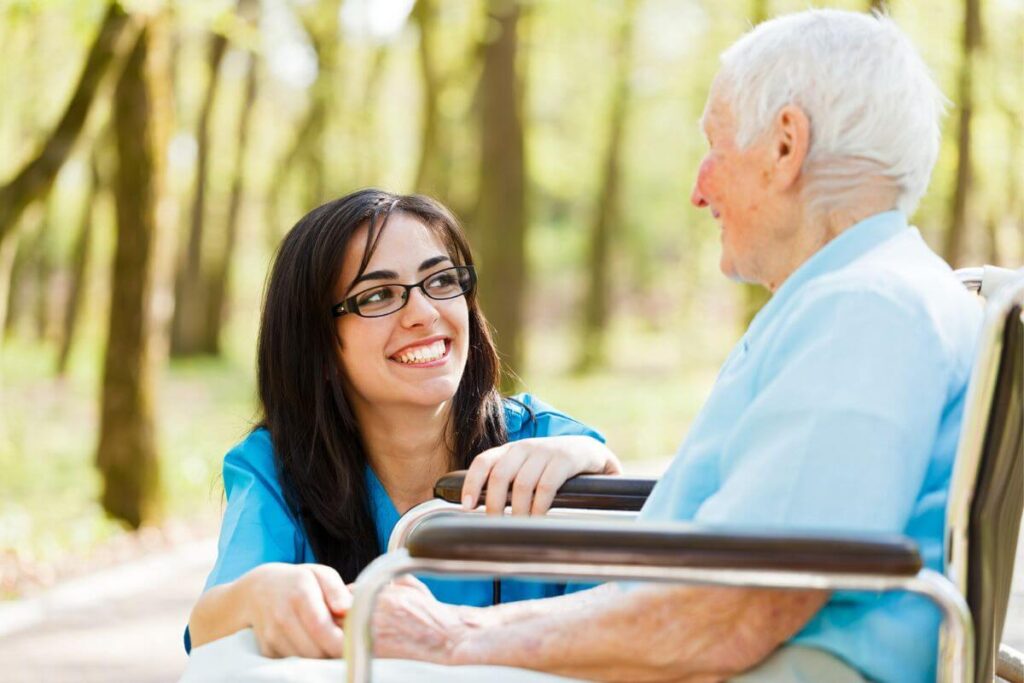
top-left (476, 0), bottom-right (526, 391)
top-left (203, 40), bottom-right (259, 355)
top-left (264, 0), bottom-right (341, 246)
top-left (412, 0), bottom-right (447, 197)
top-left (0, 2), bottom-right (132, 247)
top-left (56, 154), bottom-right (100, 376)
top-left (0, 232), bottom-right (20, 347)
top-left (33, 204), bottom-right (54, 341)
top-left (358, 46), bottom-right (389, 185)
top-left (740, 0), bottom-right (773, 328)
top-left (4, 209), bottom-right (46, 339)
top-left (576, 0), bottom-right (638, 373)
top-left (943, 0), bottom-right (982, 266)
top-left (96, 26), bottom-right (160, 529)
top-left (169, 30), bottom-right (228, 357)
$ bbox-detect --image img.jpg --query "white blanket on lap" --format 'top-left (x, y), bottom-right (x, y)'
top-left (180, 628), bottom-right (586, 683)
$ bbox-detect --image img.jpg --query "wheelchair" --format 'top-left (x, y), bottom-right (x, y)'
top-left (345, 266), bottom-right (1024, 683)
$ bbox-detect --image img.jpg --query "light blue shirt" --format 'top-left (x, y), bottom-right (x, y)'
top-left (185, 393), bottom-right (604, 653)
top-left (639, 211), bottom-right (980, 683)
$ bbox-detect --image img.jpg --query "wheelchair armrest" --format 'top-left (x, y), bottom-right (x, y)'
top-left (998, 644), bottom-right (1024, 683)
top-left (406, 516), bottom-right (923, 576)
top-left (434, 470), bottom-right (657, 511)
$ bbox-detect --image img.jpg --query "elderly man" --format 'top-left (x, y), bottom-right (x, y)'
top-left (367, 9), bottom-right (982, 683)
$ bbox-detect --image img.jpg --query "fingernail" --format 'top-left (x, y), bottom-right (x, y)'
top-left (462, 494), bottom-right (474, 509)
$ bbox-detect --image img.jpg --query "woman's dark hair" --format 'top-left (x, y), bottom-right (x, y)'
top-left (256, 188), bottom-right (507, 581)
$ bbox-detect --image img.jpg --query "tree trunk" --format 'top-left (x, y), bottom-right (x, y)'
top-left (576, 0), bottom-right (638, 373)
top-left (943, 0), bottom-right (981, 266)
top-left (0, 2), bottom-right (132, 247)
top-left (56, 154), bottom-right (100, 376)
top-left (169, 30), bottom-right (228, 357)
top-left (476, 0), bottom-right (526, 392)
top-left (96, 26), bottom-right (160, 529)
top-left (739, 0), bottom-right (773, 328)
top-left (412, 0), bottom-right (448, 197)
top-left (4, 209), bottom-right (45, 339)
top-left (264, 0), bottom-right (341, 247)
top-left (203, 39), bottom-right (259, 355)
top-left (0, 232), bottom-right (20, 347)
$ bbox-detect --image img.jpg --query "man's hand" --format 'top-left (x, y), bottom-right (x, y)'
top-left (462, 436), bottom-right (622, 515)
top-left (370, 576), bottom-right (473, 664)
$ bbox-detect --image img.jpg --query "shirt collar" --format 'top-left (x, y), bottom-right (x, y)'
top-left (746, 210), bottom-right (907, 341)
top-left (365, 465), bottom-right (400, 552)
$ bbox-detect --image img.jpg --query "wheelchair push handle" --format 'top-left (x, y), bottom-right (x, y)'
top-left (434, 470), bottom-right (657, 511)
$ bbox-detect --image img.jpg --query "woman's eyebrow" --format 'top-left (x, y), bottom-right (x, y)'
top-left (419, 255), bottom-right (452, 271)
top-left (350, 255), bottom-right (453, 289)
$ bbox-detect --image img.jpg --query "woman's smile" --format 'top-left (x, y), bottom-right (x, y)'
top-left (389, 336), bottom-right (451, 367)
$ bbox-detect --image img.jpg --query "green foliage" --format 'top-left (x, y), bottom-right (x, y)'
top-left (0, 0), bottom-right (1021, 565)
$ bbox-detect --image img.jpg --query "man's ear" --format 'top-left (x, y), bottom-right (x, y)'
top-left (772, 104), bottom-right (810, 190)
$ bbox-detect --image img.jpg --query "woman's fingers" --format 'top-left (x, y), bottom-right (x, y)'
top-left (461, 447), bottom-right (504, 510)
top-left (279, 604), bottom-right (329, 659)
top-left (509, 452), bottom-right (549, 516)
top-left (292, 591), bottom-right (345, 658)
top-left (484, 446), bottom-right (529, 515)
top-left (530, 458), bottom-right (573, 515)
top-left (309, 564), bottom-right (353, 616)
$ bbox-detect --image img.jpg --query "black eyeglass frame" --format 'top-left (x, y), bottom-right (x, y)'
top-left (332, 265), bottom-right (477, 319)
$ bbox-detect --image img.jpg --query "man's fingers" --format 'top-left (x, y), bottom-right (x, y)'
top-left (309, 564), bottom-right (353, 615)
top-left (462, 447), bottom-right (504, 510)
top-left (509, 453), bottom-right (548, 516)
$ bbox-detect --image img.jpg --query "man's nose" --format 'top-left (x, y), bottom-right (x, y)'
top-left (690, 182), bottom-right (708, 208)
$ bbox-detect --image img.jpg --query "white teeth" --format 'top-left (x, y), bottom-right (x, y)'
top-left (395, 340), bottom-right (446, 364)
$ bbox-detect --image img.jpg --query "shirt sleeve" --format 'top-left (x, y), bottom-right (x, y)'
top-left (510, 393), bottom-right (606, 442)
top-left (185, 431), bottom-right (304, 653)
top-left (694, 285), bottom-right (951, 533)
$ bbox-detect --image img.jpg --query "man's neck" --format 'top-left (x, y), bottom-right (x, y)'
top-left (764, 198), bottom-right (898, 292)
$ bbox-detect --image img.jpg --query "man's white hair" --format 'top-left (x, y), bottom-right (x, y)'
top-left (716, 9), bottom-right (947, 217)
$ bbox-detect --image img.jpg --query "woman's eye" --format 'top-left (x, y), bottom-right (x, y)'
top-left (357, 287), bottom-right (393, 307)
top-left (429, 274), bottom-right (457, 288)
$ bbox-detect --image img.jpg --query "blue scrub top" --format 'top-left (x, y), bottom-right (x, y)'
top-left (639, 211), bottom-right (981, 683)
top-left (185, 393), bottom-right (604, 653)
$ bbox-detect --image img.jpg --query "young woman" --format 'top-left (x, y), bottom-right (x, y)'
top-left (186, 189), bottom-right (619, 658)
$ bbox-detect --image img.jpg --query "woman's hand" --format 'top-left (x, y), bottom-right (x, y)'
top-left (242, 563), bottom-right (352, 659)
top-left (461, 435), bottom-right (622, 516)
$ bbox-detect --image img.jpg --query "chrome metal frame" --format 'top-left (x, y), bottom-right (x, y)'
top-left (945, 274), bottom-right (1024, 596)
top-left (388, 499), bottom-right (636, 552)
top-left (344, 550), bottom-right (974, 683)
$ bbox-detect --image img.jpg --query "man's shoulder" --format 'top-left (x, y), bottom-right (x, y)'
top-left (779, 234), bottom-right (981, 367)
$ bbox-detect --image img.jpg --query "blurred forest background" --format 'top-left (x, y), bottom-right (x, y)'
top-left (0, 0), bottom-right (1021, 598)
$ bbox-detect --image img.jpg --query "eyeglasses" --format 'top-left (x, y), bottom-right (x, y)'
top-left (332, 265), bottom-right (476, 318)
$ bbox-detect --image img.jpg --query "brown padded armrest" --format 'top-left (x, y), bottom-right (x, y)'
top-left (434, 471), bottom-right (656, 511)
top-left (407, 517), bottom-right (923, 576)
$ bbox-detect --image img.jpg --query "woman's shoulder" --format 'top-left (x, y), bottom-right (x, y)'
top-left (503, 393), bottom-right (605, 442)
top-left (221, 427), bottom-right (286, 494)
top-left (224, 427), bottom-right (275, 470)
